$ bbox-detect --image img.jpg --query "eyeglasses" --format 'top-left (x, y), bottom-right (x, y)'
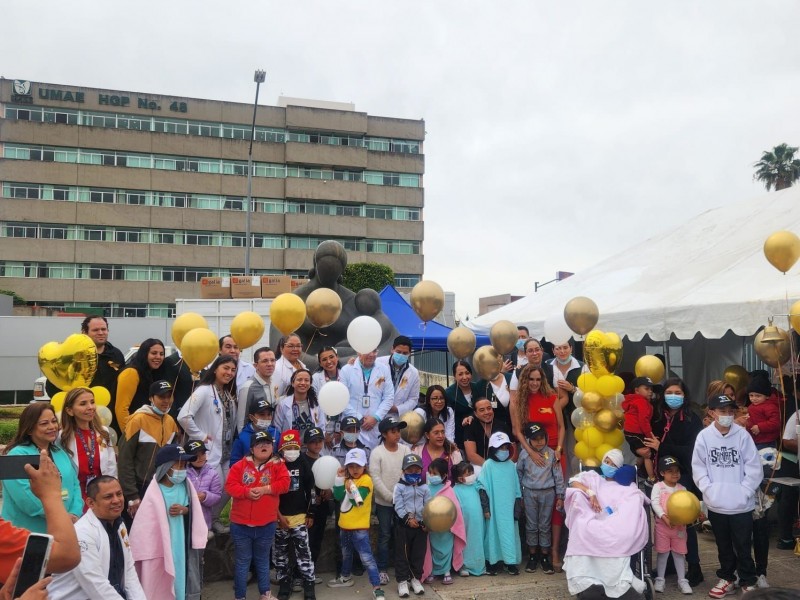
top-left (529, 348), bottom-right (542, 353)
top-left (284, 344), bottom-right (302, 350)
top-left (430, 396), bottom-right (445, 402)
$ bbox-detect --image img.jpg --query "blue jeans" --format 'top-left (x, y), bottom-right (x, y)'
top-left (375, 504), bottom-right (395, 571)
top-left (231, 521), bottom-right (276, 598)
top-left (341, 529), bottom-right (380, 587)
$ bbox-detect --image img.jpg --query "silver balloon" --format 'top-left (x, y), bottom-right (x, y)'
top-left (572, 388), bottom-right (584, 409)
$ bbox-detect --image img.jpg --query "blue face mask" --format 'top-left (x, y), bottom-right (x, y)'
top-left (168, 469), bottom-right (187, 484)
top-left (392, 352), bottom-right (409, 366)
top-left (494, 449), bottom-right (510, 462)
top-left (600, 463), bottom-right (618, 478)
top-left (515, 339), bottom-right (526, 351)
top-left (556, 356), bottom-right (572, 365)
top-left (151, 404), bottom-right (165, 416)
top-left (404, 472), bottom-right (422, 485)
top-left (428, 474), bottom-right (443, 485)
top-left (664, 394), bottom-right (684, 409)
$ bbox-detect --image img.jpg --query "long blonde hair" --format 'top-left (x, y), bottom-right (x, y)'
top-left (60, 387), bottom-right (110, 456)
top-left (516, 364), bottom-right (555, 433)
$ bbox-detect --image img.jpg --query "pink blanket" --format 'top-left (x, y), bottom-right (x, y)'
top-left (422, 483), bottom-right (466, 581)
top-left (564, 471), bottom-right (648, 558)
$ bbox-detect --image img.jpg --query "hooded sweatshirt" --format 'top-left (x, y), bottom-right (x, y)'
top-left (746, 395), bottom-right (781, 445)
top-left (691, 422), bottom-right (762, 515)
top-left (118, 405), bottom-right (179, 501)
top-left (622, 393), bottom-right (653, 437)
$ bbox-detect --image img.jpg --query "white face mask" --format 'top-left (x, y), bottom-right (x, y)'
top-left (463, 474), bottom-right (477, 485)
top-left (716, 415), bottom-right (735, 428)
top-left (255, 419), bottom-right (272, 431)
top-left (283, 449), bottom-right (300, 462)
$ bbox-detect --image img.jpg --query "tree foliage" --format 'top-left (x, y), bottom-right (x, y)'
top-left (342, 262), bottom-right (395, 292)
top-left (753, 143), bottom-right (800, 191)
top-left (0, 289), bottom-right (25, 305)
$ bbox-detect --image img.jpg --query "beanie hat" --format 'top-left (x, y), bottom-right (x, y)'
top-left (747, 377), bottom-right (771, 397)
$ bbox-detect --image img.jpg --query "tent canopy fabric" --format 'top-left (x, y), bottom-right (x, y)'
top-left (379, 285), bottom-right (490, 351)
top-left (468, 187), bottom-right (800, 342)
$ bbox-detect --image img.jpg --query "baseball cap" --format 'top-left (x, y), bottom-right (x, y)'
top-left (631, 377), bottom-right (654, 389)
top-left (402, 454), bottom-right (422, 470)
top-left (248, 399), bottom-right (274, 414)
top-left (340, 415), bottom-right (361, 430)
top-left (155, 443), bottom-right (195, 467)
top-left (279, 429), bottom-right (301, 450)
top-left (149, 380), bottom-right (173, 396)
top-left (304, 427), bottom-right (324, 443)
top-left (488, 431), bottom-right (512, 449)
top-left (708, 394), bottom-right (734, 410)
top-left (251, 430), bottom-right (273, 448)
top-left (184, 439), bottom-right (208, 454)
top-left (345, 448), bottom-right (367, 467)
top-left (378, 415), bottom-right (408, 433)
top-left (524, 422), bottom-right (547, 441)
top-left (658, 455), bottom-right (681, 473)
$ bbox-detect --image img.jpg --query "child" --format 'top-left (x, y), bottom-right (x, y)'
top-left (422, 458), bottom-right (466, 585)
top-left (451, 461), bottom-right (487, 576)
top-left (303, 426), bottom-right (330, 582)
top-left (230, 399), bottom-right (280, 466)
top-left (184, 439), bottom-right (223, 537)
top-left (393, 453), bottom-right (430, 597)
top-left (329, 448), bottom-right (384, 599)
top-left (516, 422), bottom-right (565, 575)
top-left (225, 430), bottom-right (290, 600)
top-left (478, 432), bottom-right (523, 575)
top-left (652, 455), bottom-right (693, 595)
top-left (622, 376), bottom-right (656, 482)
top-left (274, 430), bottom-right (317, 600)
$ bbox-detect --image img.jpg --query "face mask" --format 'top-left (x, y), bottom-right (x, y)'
top-left (463, 474), bottom-right (477, 485)
top-left (428, 474), bottom-right (443, 485)
top-left (392, 352), bottom-right (409, 366)
top-left (168, 469), bottom-right (186, 484)
top-left (717, 415), bottom-right (735, 428)
top-left (556, 356), bottom-right (572, 365)
top-left (515, 339), bottom-right (525, 351)
top-left (494, 449), bottom-right (510, 462)
top-left (283, 449), bottom-right (300, 462)
top-left (343, 432), bottom-right (359, 444)
top-left (600, 463), bottom-right (619, 478)
top-left (404, 472), bottom-right (422, 485)
top-left (151, 404), bottom-right (165, 416)
top-left (255, 419), bottom-right (272, 431)
top-left (664, 394), bottom-right (684, 409)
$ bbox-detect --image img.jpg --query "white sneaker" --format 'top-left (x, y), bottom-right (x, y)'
top-left (379, 571), bottom-right (390, 585)
top-left (756, 574), bottom-right (769, 588)
top-left (678, 578), bottom-right (693, 594)
top-left (410, 577), bottom-right (425, 595)
top-left (654, 577), bottom-right (665, 593)
top-left (708, 578), bottom-right (736, 598)
top-left (327, 575), bottom-right (354, 588)
top-left (398, 581), bottom-right (410, 598)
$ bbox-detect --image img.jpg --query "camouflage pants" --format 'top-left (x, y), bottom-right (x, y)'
top-left (274, 522), bottom-right (315, 583)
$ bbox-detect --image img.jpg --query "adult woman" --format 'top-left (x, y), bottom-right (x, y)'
top-left (59, 387), bottom-right (117, 508)
top-left (129, 444), bottom-right (207, 600)
top-left (411, 418), bottom-right (463, 482)
top-left (643, 376), bottom-right (704, 587)
top-left (462, 398), bottom-right (512, 467)
top-left (116, 338), bottom-right (167, 431)
top-left (445, 360), bottom-right (483, 447)
top-left (274, 368), bottom-right (326, 440)
top-left (509, 340), bottom-right (555, 409)
top-left (312, 346), bottom-right (341, 394)
top-left (273, 334), bottom-right (307, 402)
top-left (1, 403), bottom-right (83, 532)
top-left (415, 385), bottom-right (455, 442)
top-left (551, 340), bottom-right (588, 413)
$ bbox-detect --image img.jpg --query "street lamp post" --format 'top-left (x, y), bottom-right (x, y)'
top-left (245, 69), bottom-right (266, 276)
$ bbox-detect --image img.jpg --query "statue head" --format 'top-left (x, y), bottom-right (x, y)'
top-left (308, 240), bottom-right (348, 287)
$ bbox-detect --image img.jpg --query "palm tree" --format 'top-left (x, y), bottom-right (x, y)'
top-left (753, 143), bottom-right (800, 191)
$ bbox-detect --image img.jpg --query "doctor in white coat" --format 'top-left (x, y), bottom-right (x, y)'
top-left (341, 348), bottom-right (395, 449)
top-left (376, 335), bottom-right (421, 418)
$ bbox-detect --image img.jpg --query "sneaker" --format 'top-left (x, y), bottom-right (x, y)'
top-left (410, 577), bottom-right (425, 595)
top-left (525, 554), bottom-right (539, 573)
top-left (398, 581), bottom-right (410, 598)
top-left (678, 578), bottom-right (692, 594)
top-left (777, 538), bottom-right (795, 550)
top-left (740, 584), bottom-right (757, 593)
top-left (373, 589), bottom-right (385, 599)
top-left (458, 569), bottom-right (469, 577)
top-left (756, 574), bottom-right (769, 589)
top-left (505, 564), bottom-right (520, 576)
top-left (327, 575), bottom-right (354, 588)
top-left (654, 577), bottom-right (665, 593)
top-left (540, 554), bottom-right (554, 575)
top-left (314, 576), bottom-right (322, 585)
top-left (211, 520), bottom-right (230, 534)
top-left (260, 595), bottom-right (277, 600)
top-left (277, 578), bottom-right (291, 600)
top-left (486, 563), bottom-right (499, 576)
top-left (708, 579), bottom-right (736, 598)
top-left (379, 571), bottom-right (390, 585)
top-left (293, 578), bottom-right (303, 592)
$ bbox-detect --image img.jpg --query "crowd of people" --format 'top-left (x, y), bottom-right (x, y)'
top-left (0, 316), bottom-right (798, 600)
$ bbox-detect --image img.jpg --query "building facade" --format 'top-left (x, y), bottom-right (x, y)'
top-left (0, 78), bottom-right (425, 317)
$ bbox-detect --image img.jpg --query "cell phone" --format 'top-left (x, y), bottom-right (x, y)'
top-left (0, 454), bottom-right (40, 479)
top-left (12, 533), bottom-right (53, 598)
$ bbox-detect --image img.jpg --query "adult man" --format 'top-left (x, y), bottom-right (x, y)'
top-left (236, 346), bottom-right (280, 431)
top-left (776, 407), bottom-right (800, 550)
top-left (273, 334), bottom-right (307, 403)
top-left (0, 451), bottom-right (80, 586)
top-left (511, 326), bottom-right (530, 370)
top-left (463, 397), bottom-right (513, 467)
top-left (341, 349), bottom-right (395, 449)
top-left (219, 334), bottom-right (255, 392)
top-left (48, 476), bottom-right (146, 600)
top-left (376, 335), bottom-right (420, 416)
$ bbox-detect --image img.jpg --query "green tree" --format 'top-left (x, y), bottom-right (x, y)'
top-left (342, 262), bottom-right (395, 292)
top-left (753, 143), bottom-right (800, 191)
top-left (0, 289), bottom-right (25, 305)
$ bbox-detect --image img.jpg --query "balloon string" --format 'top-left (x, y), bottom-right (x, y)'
top-left (305, 329), bottom-right (319, 354)
top-left (418, 321), bottom-right (427, 352)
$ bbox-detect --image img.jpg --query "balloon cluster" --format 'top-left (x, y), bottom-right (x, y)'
top-left (37, 334), bottom-right (112, 412)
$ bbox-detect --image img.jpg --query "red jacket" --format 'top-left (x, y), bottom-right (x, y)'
top-left (622, 393), bottom-right (653, 437)
top-left (226, 456), bottom-right (290, 526)
top-left (746, 395), bottom-right (781, 445)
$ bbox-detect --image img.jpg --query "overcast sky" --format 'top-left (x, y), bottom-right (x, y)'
top-left (4, 1), bottom-right (800, 319)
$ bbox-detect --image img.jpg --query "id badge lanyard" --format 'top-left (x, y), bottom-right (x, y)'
top-left (361, 368), bottom-right (371, 410)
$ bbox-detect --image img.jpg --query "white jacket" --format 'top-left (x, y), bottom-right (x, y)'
top-left (272, 356), bottom-right (307, 403)
top-left (62, 428), bottom-right (118, 479)
top-left (341, 359), bottom-right (395, 449)
top-left (274, 394), bottom-right (328, 435)
top-left (376, 356), bottom-right (420, 416)
top-left (48, 508), bottom-right (146, 600)
top-left (178, 384), bottom-right (236, 470)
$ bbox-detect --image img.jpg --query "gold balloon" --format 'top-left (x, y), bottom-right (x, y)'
top-left (763, 230), bottom-right (800, 273)
top-left (231, 311), bottom-right (265, 350)
top-left (472, 346), bottom-right (503, 381)
top-left (790, 300), bottom-right (800, 335)
top-left (180, 328), bottom-right (219, 375)
top-left (584, 330), bottom-right (622, 377)
top-left (91, 386), bottom-right (111, 407)
top-left (400, 410), bottom-right (425, 444)
top-left (583, 457), bottom-right (600, 468)
top-left (594, 408), bottom-right (617, 433)
top-left (270, 293), bottom-right (307, 336)
top-left (51, 391), bottom-right (66, 413)
top-left (489, 320), bottom-right (518, 355)
top-left (723, 365), bottom-right (749, 392)
top-left (38, 334), bottom-right (98, 391)
top-left (594, 443), bottom-right (614, 462)
top-left (447, 326), bottom-right (476, 360)
top-left (603, 428), bottom-right (625, 448)
top-left (666, 490), bottom-right (701, 525)
top-left (96, 405), bottom-right (113, 428)
top-left (581, 391), bottom-right (603, 413)
top-left (635, 355), bottom-right (665, 383)
top-left (564, 296), bottom-right (600, 336)
top-left (172, 312), bottom-right (208, 349)
top-left (422, 495), bottom-right (457, 533)
top-left (754, 326), bottom-right (792, 368)
top-left (305, 288), bottom-right (343, 329)
top-left (574, 441), bottom-right (592, 461)
top-left (410, 280), bottom-right (445, 322)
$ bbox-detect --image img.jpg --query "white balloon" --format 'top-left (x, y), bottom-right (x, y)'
top-left (543, 313), bottom-right (573, 345)
top-left (347, 316), bottom-right (382, 354)
top-left (318, 381), bottom-right (350, 417)
top-left (312, 455), bottom-right (341, 490)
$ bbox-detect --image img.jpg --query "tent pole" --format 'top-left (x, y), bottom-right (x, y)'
top-left (662, 340), bottom-right (670, 379)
